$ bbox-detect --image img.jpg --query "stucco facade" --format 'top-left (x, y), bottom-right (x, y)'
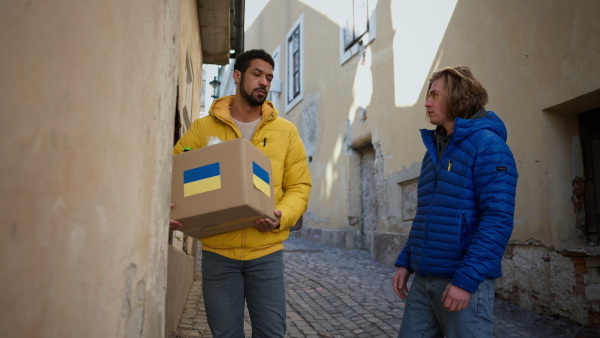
top-left (0, 1), bottom-right (180, 337)
top-left (165, 0), bottom-right (202, 335)
top-left (0, 0), bottom-right (234, 337)
top-left (244, 0), bottom-right (600, 327)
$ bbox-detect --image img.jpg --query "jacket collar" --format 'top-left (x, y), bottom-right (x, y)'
top-left (209, 95), bottom-right (279, 124)
top-left (452, 110), bottom-right (507, 142)
top-left (420, 111), bottom-right (508, 165)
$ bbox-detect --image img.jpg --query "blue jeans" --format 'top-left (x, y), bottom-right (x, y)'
top-left (202, 250), bottom-right (286, 338)
top-left (398, 274), bottom-right (495, 338)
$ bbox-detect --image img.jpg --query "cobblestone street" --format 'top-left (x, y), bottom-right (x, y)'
top-left (172, 237), bottom-right (597, 338)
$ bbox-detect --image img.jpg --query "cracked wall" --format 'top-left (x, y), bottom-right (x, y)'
top-left (497, 244), bottom-right (600, 326)
top-left (300, 99), bottom-right (318, 165)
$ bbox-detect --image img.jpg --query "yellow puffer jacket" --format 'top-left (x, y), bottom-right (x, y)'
top-left (173, 96), bottom-right (312, 260)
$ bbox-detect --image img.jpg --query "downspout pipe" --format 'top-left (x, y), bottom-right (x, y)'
top-left (232, 0), bottom-right (245, 58)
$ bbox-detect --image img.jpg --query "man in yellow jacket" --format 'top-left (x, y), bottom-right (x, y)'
top-left (171, 49), bottom-right (312, 337)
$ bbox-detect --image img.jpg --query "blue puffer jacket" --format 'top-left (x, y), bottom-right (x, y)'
top-left (395, 111), bottom-right (518, 294)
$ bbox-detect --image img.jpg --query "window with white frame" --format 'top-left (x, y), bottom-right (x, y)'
top-left (285, 14), bottom-right (304, 113)
top-left (340, 0), bottom-right (377, 65)
top-left (268, 46), bottom-right (282, 111)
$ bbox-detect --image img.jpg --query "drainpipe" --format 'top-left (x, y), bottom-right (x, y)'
top-left (231, 0), bottom-right (245, 58)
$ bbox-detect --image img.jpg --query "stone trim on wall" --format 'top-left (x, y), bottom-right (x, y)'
top-left (386, 163), bottom-right (421, 233)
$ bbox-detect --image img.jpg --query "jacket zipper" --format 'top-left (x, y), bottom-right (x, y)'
top-left (241, 228), bottom-right (246, 260)
top-left (218, 113), bottom-right (273, 256)
top-left (423, 155), bottom-right (451, 269)
top-left (251, 114), bottom-right (273, 147)
top-left (422, 155), bottom-right (443, 270)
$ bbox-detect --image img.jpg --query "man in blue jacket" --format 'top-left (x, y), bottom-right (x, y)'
top-left (393, 66), bottom-right (518, 337)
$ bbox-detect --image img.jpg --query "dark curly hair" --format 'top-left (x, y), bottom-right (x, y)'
top-left (427, 66), bottom-right (488, 119)
top-left (234, 49), bottom-right (275, 74)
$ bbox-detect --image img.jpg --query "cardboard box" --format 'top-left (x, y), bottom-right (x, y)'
top-left (170, 138), bottom-right (276, 238)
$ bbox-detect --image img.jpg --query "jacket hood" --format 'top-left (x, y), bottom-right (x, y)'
top-left (422, 111), bottom-right (508, 143)
top-left (452, 111), bottom-right (508, 142)
top-left (208, 95), bottom-right (279, 124)
top-left (421, 111), bottom-right (508, 166)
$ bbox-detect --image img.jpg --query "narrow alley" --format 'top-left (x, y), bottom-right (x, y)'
top-left (171, 237), bottom-right (592, 338)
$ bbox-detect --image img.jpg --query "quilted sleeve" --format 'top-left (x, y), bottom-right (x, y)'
top-left (451, 132), bottom-right (518, 293)
top-left (273, 124), bottom-right (312, 230)
top-left (394, 246), bottom-right (413, 271)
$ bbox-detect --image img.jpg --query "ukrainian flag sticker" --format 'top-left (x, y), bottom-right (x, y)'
top-left (252, 162), bottom-right (271, 197)
top-left (183, 162), bottom-right (221, 197)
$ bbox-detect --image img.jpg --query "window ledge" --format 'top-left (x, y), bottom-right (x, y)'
top-left (340, 31), bottom-right (375, 65)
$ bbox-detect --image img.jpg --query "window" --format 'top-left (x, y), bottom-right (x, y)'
top-left (268, 46), bottom-right (282, 111)
top-left (579, 108), bottom-right (600, 245)
top-left (285, 14), bottom-right (304, 113)
top-left (343, 0), bottom-right (368, 49)
top-left (182, 49), bottom-right (194, 129)
top-left (401, 179), bottom-right (418, 222)
top-left (340, 0), bottom-right (377, 64)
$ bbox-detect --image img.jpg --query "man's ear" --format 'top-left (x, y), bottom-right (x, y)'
top-left (233, 70), bottom-right (241, 85)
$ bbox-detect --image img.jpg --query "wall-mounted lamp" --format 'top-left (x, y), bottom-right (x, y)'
top-left (209, 76), bottom-right (221, 99)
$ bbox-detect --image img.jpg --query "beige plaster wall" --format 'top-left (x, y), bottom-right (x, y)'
top-left (365, 0), bottom-right (600, 248)
top-left (416, 0), bottom-right (600, 248)
top-left (246, 0), bottom-right (600, 249)
top-left (0, 1), bottom-right (180, 337)
top-left (164, 1), bottom-right (203, 333)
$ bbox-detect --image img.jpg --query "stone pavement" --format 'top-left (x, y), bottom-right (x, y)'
top-left (171, 236), bottom-right (597, 338)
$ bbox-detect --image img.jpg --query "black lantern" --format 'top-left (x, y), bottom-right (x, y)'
top-left (209, 76), bottom-right (221, 99)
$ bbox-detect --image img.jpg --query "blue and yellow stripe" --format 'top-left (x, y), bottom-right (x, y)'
top-left (183, 162), bottom-right (221, 197)
top-left (252, 162), bottom-right (271, 197)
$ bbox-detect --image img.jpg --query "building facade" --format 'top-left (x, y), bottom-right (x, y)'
top-left (0, 0), bottom-right (233, 337)
top-left (243, 0), bottom-right (600, 327)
